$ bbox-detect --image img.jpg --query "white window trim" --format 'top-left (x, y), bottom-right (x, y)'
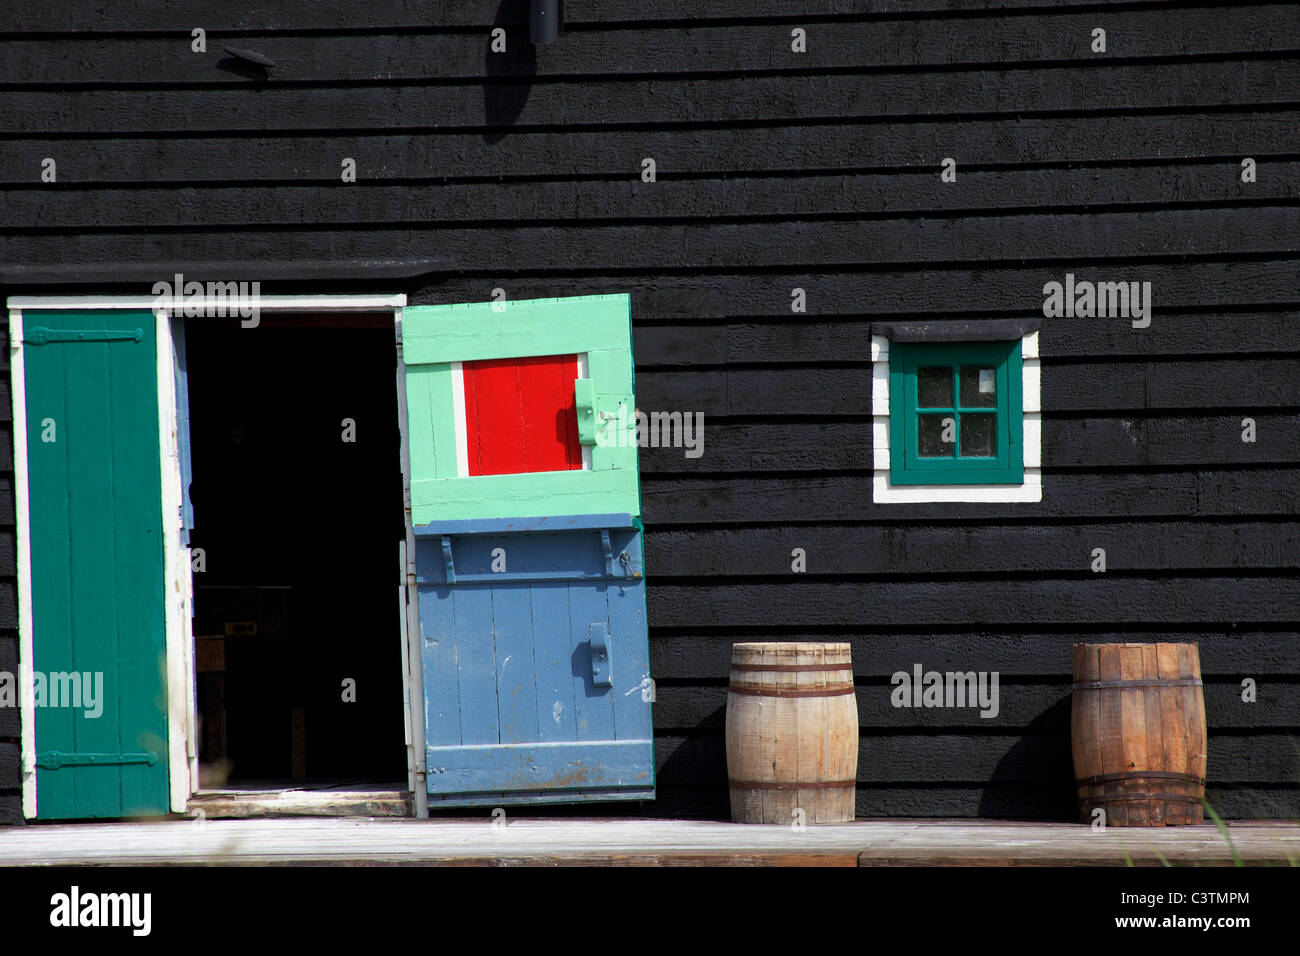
top-left (871, 331), bottom-right (1042, 504)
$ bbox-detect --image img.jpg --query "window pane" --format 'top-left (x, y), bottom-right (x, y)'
top-left (918, 413), bottom-right (955, 457)
top-left (960, 413), bottom-right (996, 457)
top-left (918, 366), bottom-right (952, 408)
top-left (960, 366), bottom-right (997, 408)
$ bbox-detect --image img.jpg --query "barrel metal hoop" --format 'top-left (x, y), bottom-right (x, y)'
top-left (729, 779), bottom-right (857, 790)
top-left (1078, 794), bottom-right (1204, 807)
top-left (1071, 678), bottom-right (1203, 690)
top-left (727, 684), bottom-right (856, 698)
top-left (730, 663), bottom-right (854, 673)
top-left (1079, 770), bottom-right (1206, 787)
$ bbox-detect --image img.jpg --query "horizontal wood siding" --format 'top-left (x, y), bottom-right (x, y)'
top-left (1, 0), bottom-right (1297, 821)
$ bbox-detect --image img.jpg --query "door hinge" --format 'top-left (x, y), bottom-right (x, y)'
top-left (24, 327), bottom-right (144, 345)
top-left (36, 751), bottom-right (158, 770)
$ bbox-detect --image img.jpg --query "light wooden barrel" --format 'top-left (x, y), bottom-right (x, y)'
top-left (1071, 642), bottom-right (1207, 826)
top-left (725, 642), bottom-right (859, 824)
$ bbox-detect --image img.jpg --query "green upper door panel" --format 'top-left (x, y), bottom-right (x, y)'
top-left (22, 309), bottom-right (170, 819)
top-left (402, 294), bottom-right (640, 525)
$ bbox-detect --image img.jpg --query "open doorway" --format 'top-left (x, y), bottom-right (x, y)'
top-left (183, 312), bottom-right (408, 795)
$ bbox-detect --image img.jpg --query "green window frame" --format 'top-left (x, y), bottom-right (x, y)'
top-left (888, 340), bottom-right (1023, 485)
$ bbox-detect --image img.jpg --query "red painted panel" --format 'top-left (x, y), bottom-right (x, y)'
top-left (463, 354), bottom-right (582, 476)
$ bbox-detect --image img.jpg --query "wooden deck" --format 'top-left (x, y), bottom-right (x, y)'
top-left (1, 818), bottom-right (1297, 866)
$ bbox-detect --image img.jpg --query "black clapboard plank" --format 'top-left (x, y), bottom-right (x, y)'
top-left (6, 263), bottom-right (1294, 314)
top-left (1040, 313), bottom-right (1300, 358)
top-left (634, 416), bottom-right (1300, 475)
top-left (633, 314), bottom-right (1300, 367)
top-left (0, 533), bottom-right (18, 572)
top-left (0, 478), bottom-right (14, 528)
top-left (7, 7), bottom-right (1294, 84)
top-left (641, 469), bottom-right (1300, 524)
top-left (0, 635), bottom-right (16, 738)
top-left (4, 112), bottom-right (1294, 182)
top-left (0, 742), bottom-right (18, 789)
top-left (644, 578), bottom-right (1300, 627)
top-left (0, 0), bottom-right (1222, 34)
top-left (648, 681), bottom-right (1299, 731)
top-left (652, 731), bottom-right (1295, 784)
top-left (11, 165), bottom-right (1298, 228)
top-left (633, 358), bottom-right (1300, 416)
top-left (427, 261), bottom-right (1300, 316)
top-left (6, 62), bottom-right (1298, 133)
top-left (644, 520), bottom-right (1300, 575)
top-left (3, 209), bottom-right (1296, 274)
top-left (648, 630), bottom-right (1300, 679)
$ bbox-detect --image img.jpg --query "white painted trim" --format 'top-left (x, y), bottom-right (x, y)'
top-left (9, 309), bottom-right (37, 818)
top-left (872, 332), bottom-right (1043, 504)
top-left (394, 309), bottom-right (428, 818)
top-left (182, 529), bottom-right (198, 795)
top-left (6, 294), bottom-right (407, 311)
top-left (155, 312), bottom-right (194, 811)
top-left (873, 470), bottom-right (1043, 504)
top-left (394, 315), bottom-right (413, 800)
top-left (1023, 412), bottom-right (1042, 469)
top-left (1022, 358), bottom-right (1042, 414)
top-left (397, 537), bottom-right (413, 794)
top-left (450, 361), bottom-right (469, 478)
top-left (1021, 330), bottom-right (1040, 360)
top-left (577, 352), bottom-right (593, 471)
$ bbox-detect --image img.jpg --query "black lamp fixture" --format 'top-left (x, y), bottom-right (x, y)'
top-left (530, 0), bottom-right (561, 45)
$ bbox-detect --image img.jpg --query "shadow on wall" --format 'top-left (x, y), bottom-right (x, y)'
top-left (484, 0), bottom-right (537, 144)
top-left (653, 704), bottom-right (732, 820)
top-left (978, 694), bottom-right (1076, 821)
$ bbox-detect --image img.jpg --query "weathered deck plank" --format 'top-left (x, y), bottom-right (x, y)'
top-left (0, 819), bottom-right (1295, 867)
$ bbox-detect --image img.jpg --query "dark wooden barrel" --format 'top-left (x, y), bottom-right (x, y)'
top-left (1071, 642), bottom-right (1207, 826)
top-left (725, 642), bottom-right (859, 824)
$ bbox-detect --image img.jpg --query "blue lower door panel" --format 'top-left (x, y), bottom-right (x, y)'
top-left (414, 516), bottom-right (655, 807)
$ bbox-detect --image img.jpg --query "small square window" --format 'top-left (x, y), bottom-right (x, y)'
top-left (888, 341), bottom-right (1023, 485)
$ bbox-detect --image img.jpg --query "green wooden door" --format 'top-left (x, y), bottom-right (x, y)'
top-left (22, 309), bottom-right (170, 819)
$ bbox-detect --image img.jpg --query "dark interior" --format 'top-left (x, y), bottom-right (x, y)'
top-left (184, 313), bottom-right (407, 787)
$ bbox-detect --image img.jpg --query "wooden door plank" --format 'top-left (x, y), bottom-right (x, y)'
top-left (567, 579), bottom-right (617, 743)
top-left (25, 315), bottom-right (75, 817)
top-left (607, 532), bottom-right (651, 746)
top-left (529, 582), bottom-right (578, 743)
top-left (451, 586), bottom-right (499, 747)
top-left (105, 309), bottom-right (168, 817)
top-left (489, 583), bottom-right (540, 746)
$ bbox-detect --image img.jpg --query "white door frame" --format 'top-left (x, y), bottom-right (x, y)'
top-left (6, 293), bottom-right (414, 817)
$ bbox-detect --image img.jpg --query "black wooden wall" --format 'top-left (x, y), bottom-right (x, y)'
top-left (1, 1), bottom-right (1297, 824)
